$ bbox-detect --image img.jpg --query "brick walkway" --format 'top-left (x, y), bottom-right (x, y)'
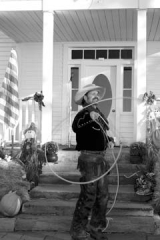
top-left (0, 232), bottom-right (160, 240)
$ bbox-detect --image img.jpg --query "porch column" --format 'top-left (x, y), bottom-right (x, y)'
top-left (135, 9), bottom-right (147, 142)
top-left (42, 11), bottom-right (54, 143)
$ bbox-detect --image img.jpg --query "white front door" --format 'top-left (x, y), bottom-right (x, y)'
top-left (69, 64), bottom-right (117, 146)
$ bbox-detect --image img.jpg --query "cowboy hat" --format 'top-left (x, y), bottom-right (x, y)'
top-left (75, 84), bottom-right (106, 105)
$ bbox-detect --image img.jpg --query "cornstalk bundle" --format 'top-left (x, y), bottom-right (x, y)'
top-left (0, 159), bottom-right (30, 203)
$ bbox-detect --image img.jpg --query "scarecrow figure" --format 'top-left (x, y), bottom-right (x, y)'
top-left (19, 122), bottom-right (45, 188)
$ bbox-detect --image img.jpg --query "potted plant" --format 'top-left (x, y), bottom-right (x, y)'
top-left (132, 91), bottom-right (158, 202)
top-left (134, 167), bottom-right (156, 202)
top-left (130, 141), bottom-right (147, 164)
top-left (42, 141), bottom-right (58, 163)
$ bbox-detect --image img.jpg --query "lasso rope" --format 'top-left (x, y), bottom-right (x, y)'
top-left (41, 95), bottom-right (144, 232)
top-left (44, 120), bottom-right (122, 230)
top-left (94, 115), bottom-right (120, 227)
top-left (44, 101), bottom-right (123, 185)
top-left (43, 96), bottom-right (124, 227)
top-left (124, 171), bottom-right (140, 179)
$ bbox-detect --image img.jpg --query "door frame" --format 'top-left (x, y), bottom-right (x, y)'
top-left (68, 61), bottom-right (119, 145)
top-left (63, 46), bottom-right (134, 145)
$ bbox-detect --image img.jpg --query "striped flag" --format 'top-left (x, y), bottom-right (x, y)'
top-left (0, 49), bottom-right (19, 129)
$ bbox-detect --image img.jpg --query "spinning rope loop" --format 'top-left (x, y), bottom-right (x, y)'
top-left (43, 96), bottom-right (139, 228)
top-left (43, 95), bottom-right (126, 185)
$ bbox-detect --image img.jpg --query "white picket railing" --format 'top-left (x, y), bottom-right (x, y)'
top-left (4, 99), bottom-right (42, 143)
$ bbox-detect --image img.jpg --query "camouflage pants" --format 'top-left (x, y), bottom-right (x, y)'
top-left (70, 151), bottom-right (110, 233)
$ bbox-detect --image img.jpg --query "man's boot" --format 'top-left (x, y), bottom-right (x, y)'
top-left (70, 223), bottom-right (90, 240)
top-left (90, 227), bottom-right (108, 240)
top-left (70, 229), bottom-right (89, 240)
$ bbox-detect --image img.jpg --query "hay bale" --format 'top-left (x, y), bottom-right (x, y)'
top-left (0, 159), bottom-right (30, 203)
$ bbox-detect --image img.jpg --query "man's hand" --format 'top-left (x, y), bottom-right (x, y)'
top-left (90, 111), bottom-right (100, 121)
top-left (108, 141), bottom-right (114, 149)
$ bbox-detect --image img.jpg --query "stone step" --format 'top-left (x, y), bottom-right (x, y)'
top-left (42, 148), bottom-right (140, 175)
top-left (0, 231), bottom-right (157, 240)
top-left (0, 231), bottom-right (72, 240)
top-left (22, 198), bottom-right (153, 217)
top-left (7, 147), bottom-right (131, 163)
top-left (43, 162), bottom-right (144, 174)
top-left (39, 172), bottom-right (137, 185)
top-left (13, 214), bottom-right (155, 234)
top-left (56, 148), bottom-right (131, 164)
top-left (29, 184), bottom-right (146, 202)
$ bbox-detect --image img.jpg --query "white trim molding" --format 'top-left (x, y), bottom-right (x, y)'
top-left (42, 10), bottom-right (54, 143)
top-left (0, 0), bottom-right (42, 11)
top-left (135, 9), bottom-right (147, 142)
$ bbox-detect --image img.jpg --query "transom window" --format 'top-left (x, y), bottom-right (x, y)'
top-left (71, 48), bottom-right (133, 60)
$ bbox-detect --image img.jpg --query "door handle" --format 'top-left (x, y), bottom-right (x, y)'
top-left (112, 109), bottom-right (116, 112)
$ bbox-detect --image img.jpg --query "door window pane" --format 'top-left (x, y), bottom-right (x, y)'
top-left (123, 90), bottom-right (132, 112)
top-left (72, 90), bottom-right (78, 111)
top-left (123, 67), bottom-right (132, 112)
top-left (123, 67), bottom-right (132, 88)
top-left (109, 50), bottom-right (120, 59)
top-left (71, 67), bottom-right (79, 88)
top-left (121, 49), bottom-right (132, 59)
top-left (84, 50), bottom-right (95, 59)
top-left (96, 50), bottom-right (107, 59)
top-left (70, 67), bottom-right (79, 111)
top-left (72, 50), bottom-right (83, 59)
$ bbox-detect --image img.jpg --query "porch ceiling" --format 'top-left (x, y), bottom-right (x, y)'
top-left (0, 9), bottom-right (159, 43)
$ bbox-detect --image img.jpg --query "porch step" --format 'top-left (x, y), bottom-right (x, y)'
top-left (56, 148), bottom-right (131, 164)
top-left (43, 162), bottom-right (143, 175)
top-left (0, 199), bottom-right (157, 234)
top-left (39, 172), bottom-right (137, 185)
top-left (12, 214), bottom-right (156, 234)
top-left (29, 184), bottom-right (145, 202)
top-left (42, 148), bottom-right (141, 175)
top-left (0, 147), bottom-right (154, 235)
top-left (22, 198), bottom-right (153, 217)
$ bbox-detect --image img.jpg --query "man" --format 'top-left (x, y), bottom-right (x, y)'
top-left (70, 84), bottom-right (114, 240)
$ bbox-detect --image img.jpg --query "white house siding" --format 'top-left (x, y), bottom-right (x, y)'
top-left (17, 43), bottom-right (42, 99)
top-left (17, 43), bottom-right (42, 139)
top-left (17, 42), bottom-right (63, 143)
top-left (119, 114), bottom-right (134, 145)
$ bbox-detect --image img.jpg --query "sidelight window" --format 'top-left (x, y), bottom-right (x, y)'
top-left (123, 67), bottom-right (132, 112)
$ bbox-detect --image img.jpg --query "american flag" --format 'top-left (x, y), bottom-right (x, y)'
top-left (0, 49), bottom-right (19, 129)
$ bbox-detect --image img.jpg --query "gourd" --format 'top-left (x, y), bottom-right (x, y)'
top-left (0, 191), bottom-right (22, 217)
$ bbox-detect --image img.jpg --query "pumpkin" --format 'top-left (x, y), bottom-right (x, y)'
top-left (0, 191), bottom-right (22, 217)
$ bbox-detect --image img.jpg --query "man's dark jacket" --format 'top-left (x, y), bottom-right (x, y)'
top-left (72, 105), bottom-right (113, 151)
